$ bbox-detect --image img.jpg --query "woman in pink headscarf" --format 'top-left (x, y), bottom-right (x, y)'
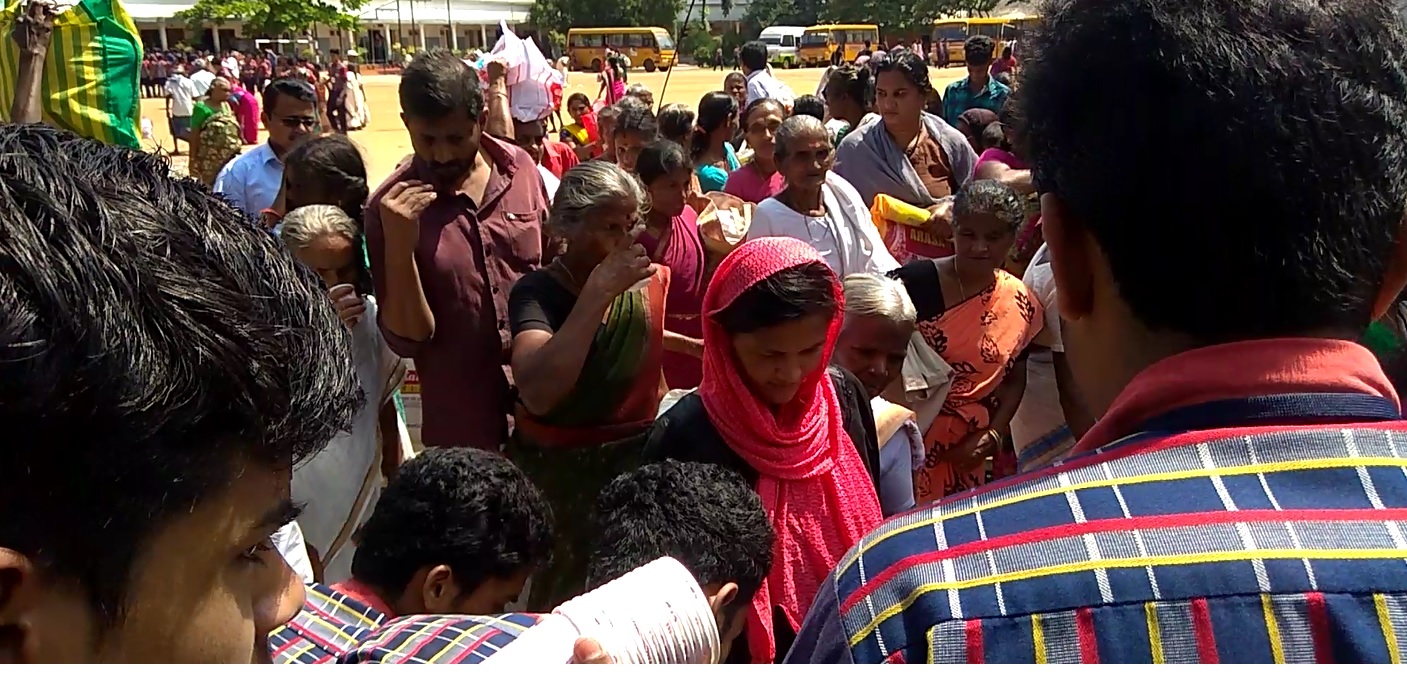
top-left (228, 81), bottom-right (261, 145)
top-left (643, 237), bottom-right (885, 664)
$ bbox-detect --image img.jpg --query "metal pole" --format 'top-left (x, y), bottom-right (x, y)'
top-left (396, 0), bottom-right (403, 61)
top-left (655, 0), bottom-right (698, 113)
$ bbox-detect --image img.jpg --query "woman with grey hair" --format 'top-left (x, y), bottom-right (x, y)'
top-left (832, 272), bottom-right (922, 515)
top-left (279, 204), bottom-right (406, 583)
top-left (748, 114), bottom-right (899, 277)
top-left (506, 161), bottom-right (670, 608)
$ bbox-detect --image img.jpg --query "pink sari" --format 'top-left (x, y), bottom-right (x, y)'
top-left (230, 85), bottom-right (260, 145)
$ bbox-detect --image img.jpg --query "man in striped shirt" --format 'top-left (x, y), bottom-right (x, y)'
top-left (786, 0), bottom-right (1407, 664)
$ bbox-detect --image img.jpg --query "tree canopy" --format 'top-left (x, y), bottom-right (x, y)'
top-left (529, 0), bottom-right (687, 34)
top-left (176, 0), bottom-right (365, 38)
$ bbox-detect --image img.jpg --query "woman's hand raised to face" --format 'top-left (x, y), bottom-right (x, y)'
top-left (582, 243), bottom-right (655, 303)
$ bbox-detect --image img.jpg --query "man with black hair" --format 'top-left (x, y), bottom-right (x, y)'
top-left (0, 123), bottom-right (361, 662)
top-left (339, 447), bottom-right (554, 617)
top-left (940, 34), bottom-right (1009, 126)
top-left (588, 460), bottom-right (774, 663)
top-left (740, 39), bottom-right (794, 108)
top-left (270, 447), bottom-right (555, 663)
top-left (792, 94), bottom-right (826, 121)
top-left (214, 77), bottom-right (317, 217)
top-left (611, 104), bottom-right (659, 172)
top-left (367, 50), bottom-right (549, 451)
top-left (332, 459), bottom-right (773, 664)
top-left (790, 0), bottom-right (1407, 664)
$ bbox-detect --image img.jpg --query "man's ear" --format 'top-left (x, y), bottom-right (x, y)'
top-left (420, 564), bottom-right (461, 614)
top-left (706, 581), bottom-right (738, 616)
top-left (0, 549), bottom-right (40, 663)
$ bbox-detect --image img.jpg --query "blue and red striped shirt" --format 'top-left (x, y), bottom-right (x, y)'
top-left (785, 339), bottom-right (1407, 663)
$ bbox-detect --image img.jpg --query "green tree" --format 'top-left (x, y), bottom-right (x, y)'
top-left (176, 0), bottom-right (364, 39)
top-left (529, 0), bottom-right (685, 33)
top-left (743, 0), bottom-right (822, 27)
top-left (823, 0), bottom-right (966, 35)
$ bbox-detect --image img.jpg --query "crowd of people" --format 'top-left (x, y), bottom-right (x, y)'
top-left (7, 0), bottom-right (1407, 664)
top-left (154, 47), bottom-right (372, 180)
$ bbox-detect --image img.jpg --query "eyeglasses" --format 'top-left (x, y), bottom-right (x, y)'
top-left (278, 116), bottom-right (318, 129)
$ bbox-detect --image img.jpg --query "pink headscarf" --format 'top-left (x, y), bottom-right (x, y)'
top-left (698, 237), bottom-right (883, 663)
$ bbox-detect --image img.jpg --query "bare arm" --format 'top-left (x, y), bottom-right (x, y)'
top-left (511, 293), bottom-right (614, 416)
top-left (367, 185), bottom-right (437, 356)
top-left (663, 330), bottom-right (703, 359)
top-left (974, 160), bottom-right (1036, 195)
top-left (483, 60), bottom-right (512, 140)
top-left (989, 354), bottom-right (1029, 437)
top-left (378, 400), bottom-right (404, 479)
top-left (9, 0), bottom-right (55, 124)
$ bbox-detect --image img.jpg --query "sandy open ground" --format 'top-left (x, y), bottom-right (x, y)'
top-left (140, 65), bottom-right (971, 187)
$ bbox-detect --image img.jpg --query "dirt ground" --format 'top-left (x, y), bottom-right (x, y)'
top-left (140, 65), bottom-right (971, 186)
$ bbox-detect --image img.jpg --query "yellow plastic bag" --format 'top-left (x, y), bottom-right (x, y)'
top-left (870, 193), bottom-right (953, 263)
top-left (0, 0), bottom-right (142, 147)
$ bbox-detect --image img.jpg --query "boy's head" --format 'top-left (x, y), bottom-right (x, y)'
top-left (0, 124), bottom-right (360, 662)
top-left (1025, 0), bottom-right (1407, 414)
top-left (349, 447), bottom-right (554, 617)
top-left (588, 461), bottom-right (774, 661)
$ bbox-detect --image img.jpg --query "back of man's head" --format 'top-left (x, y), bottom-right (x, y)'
top-left (350, 447), bottom-right (554, 615)
top-left (587, 461), bottom-right (773, 620)
top-left (0, 124), bottom-right (359, 661)
top-left (963, 35), bottom-right (996, 65)
top-left (399, 49), bottom-right (484, 121)
top-left (1022, 0), bottom-right (1407, 345)
top-left (740, 41), bottom-right (769, 72)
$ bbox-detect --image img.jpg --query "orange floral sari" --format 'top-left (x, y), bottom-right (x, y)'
top-left (914, 268), bottom-right (1043, 503)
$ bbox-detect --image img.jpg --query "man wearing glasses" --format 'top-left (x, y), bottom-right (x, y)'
top-left (215, 78), bottom-right (318, 218)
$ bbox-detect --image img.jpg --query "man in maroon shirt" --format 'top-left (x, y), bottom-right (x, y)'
top-left (366, 50), bottom-right (549, 450)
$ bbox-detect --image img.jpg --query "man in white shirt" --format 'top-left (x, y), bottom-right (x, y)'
top-left (740, 40), bottom-right (794, 109)
top-left (190, 57), bottom-right (216, 97)
top-left (222, 51), bottom-right (240, 77)
top-left (214, 78), bottom-right (318, 217)
top-left (164, 65), bottom-right (196, 155)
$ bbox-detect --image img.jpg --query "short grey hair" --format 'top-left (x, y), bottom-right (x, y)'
top-left (773, 114), bottom-right (831, 161)
top-left (280, 204), bottom-right (360, 251)
top-left (626, 82), bottom-right (652, 98)
top-left (548, 161), bottom-right (648, 239)
top-left (842, 273), bottom-right (917, 326)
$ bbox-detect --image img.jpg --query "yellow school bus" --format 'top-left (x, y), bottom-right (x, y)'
top-left (798, 24), bottom-right (881, 67)
top-left (931, 17), bottom-right (1018, 66)
top-left (565, 27), bottom-right (676, 72)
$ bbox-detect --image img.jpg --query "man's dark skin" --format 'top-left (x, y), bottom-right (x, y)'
top-left (9, 0), bottom-right (56, 124)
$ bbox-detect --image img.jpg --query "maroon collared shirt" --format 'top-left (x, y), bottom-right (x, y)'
top-left (366, 135), bottom-right (549, 449)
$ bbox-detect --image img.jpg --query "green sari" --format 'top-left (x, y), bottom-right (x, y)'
top-left (511, 268), bottom-right (669, 610)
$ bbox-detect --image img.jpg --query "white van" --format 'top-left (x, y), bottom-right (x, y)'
top-left (759, 26), bottom-right (806, 68)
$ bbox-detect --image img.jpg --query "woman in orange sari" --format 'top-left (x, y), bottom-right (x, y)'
top-left (890, 179), bottom-right (1044, 502)
top-left (508, 161), bottom-right (669, 607)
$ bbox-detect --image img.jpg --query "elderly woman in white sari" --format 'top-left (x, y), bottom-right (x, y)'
top-left (747, 115), bottom-right (898, 277)
top-left (280, 205), bottom-right (405, 582)
top-left (833, 49), bottom-right (977, 262)
top-left (833, 272), bottom-right (924, 516)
